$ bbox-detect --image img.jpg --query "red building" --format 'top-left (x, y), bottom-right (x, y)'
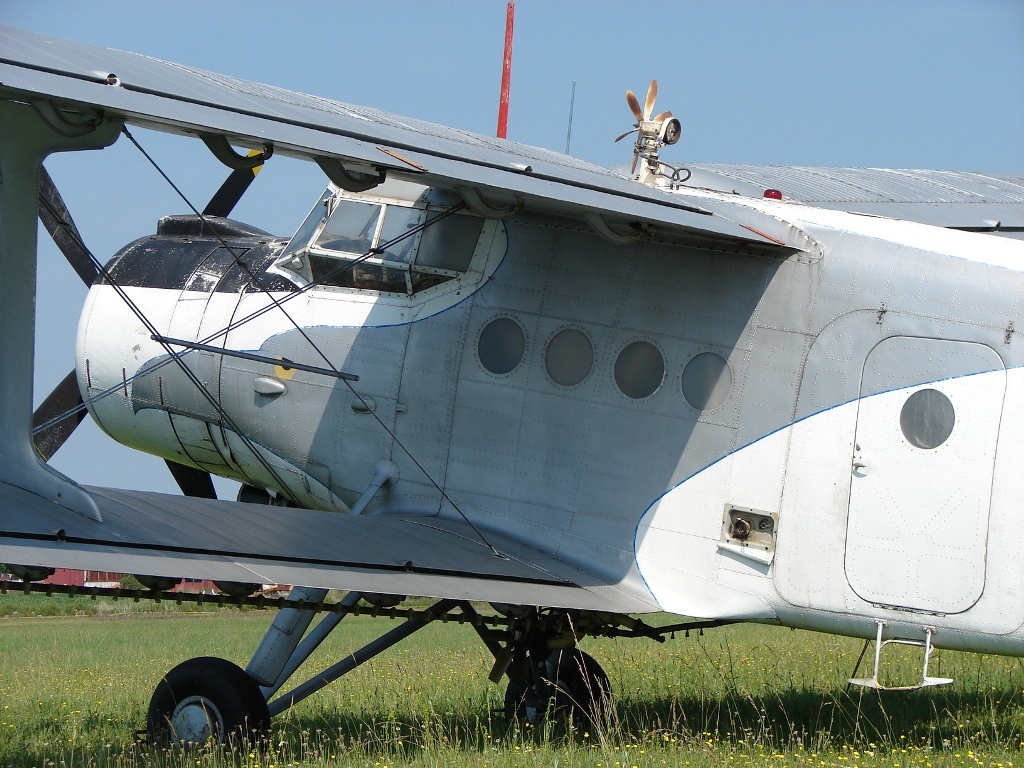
top-left (40, 569), bottom-right (218, 593)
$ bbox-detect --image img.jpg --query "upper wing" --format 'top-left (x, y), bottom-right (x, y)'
top-left (0, 25), bottom-right (695, 615)
top-left (0, 25), bottom-right (793, 249)
top-left (685, 163), bottom-right (1024, 234)
top-left (0, 481), bottom-right (656, 613)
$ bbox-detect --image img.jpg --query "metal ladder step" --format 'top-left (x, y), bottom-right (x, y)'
top-left (848, 620), bottom-right (953, 691)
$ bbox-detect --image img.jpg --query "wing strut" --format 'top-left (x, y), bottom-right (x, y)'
top-left (0, 99), bottom-right (121, 521)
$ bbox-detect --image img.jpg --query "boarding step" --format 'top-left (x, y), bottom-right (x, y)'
top-left (847, 621), bottom-right (953, 691)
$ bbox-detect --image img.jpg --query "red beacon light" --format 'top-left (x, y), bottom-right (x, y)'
top-left (763, 188), bottom-right (783, 200)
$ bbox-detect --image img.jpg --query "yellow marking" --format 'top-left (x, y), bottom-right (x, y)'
top-left (247, 148), bottom-right (264, 177)
top-left (274, 357), bottom-right (297, 380)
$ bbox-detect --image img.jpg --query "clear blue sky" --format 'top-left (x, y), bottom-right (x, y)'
top-left (4, 0), bottom-right (1023, 496)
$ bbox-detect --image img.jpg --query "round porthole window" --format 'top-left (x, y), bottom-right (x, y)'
top-left (614, 340), bottom-right (664, 399)
top-left (682, 352), bottom-right (732, 411)
top-left (899, 388), bottom-right (955, 449)
top-left (478, 317), bottom-right (526, 374)
top-left (545, 329), bottom-right (593, 386)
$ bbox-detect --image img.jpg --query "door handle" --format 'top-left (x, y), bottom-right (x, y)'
top-left (351, 395), bottom-right (376, 413)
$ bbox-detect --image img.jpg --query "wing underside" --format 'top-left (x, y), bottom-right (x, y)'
top-left (0, 482), bottom-right (656, 614)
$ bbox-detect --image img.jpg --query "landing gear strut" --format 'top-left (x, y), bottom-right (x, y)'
top-left (144, 594), bottom-right (616, 746)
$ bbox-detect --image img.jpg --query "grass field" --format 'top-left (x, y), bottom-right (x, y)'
top-left (1, 594), bottom-right (1023, 767)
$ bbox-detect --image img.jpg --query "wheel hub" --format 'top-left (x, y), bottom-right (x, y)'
top-left (170, 695), bottom-right (224, 743)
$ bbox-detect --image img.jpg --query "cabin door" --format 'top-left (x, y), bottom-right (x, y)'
top-left (844, 337), bottom-right (1004, 614)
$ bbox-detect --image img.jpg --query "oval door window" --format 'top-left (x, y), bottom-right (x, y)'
top-left (899, 388), bottom-right (955, 449)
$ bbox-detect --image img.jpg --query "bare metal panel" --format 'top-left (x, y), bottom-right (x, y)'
top-left (684, 164), bottom-right (1024, 228)
top-left (0, 482), bottom-right (655, 613)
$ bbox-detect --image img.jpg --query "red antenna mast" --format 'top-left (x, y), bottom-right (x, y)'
top-left (496, 1), bottom-right (515, 138)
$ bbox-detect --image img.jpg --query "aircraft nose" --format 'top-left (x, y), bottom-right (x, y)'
top-left (74, 216), bottom-right (294, 456)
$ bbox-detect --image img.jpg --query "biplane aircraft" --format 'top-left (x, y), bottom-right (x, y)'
top-left (2, 23), bottom-right (1024, 745)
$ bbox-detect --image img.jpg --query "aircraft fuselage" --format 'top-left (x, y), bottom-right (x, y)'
top-left (78, 181), bottom-right (1024, 656)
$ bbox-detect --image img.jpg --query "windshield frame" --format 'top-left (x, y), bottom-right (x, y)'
top-left (273, 185), bottom-right (477, 297)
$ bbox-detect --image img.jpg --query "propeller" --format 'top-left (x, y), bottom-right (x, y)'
top-left (31, 370), bottom-right (87, 463)
top-left (618, 80), bottom-right (680, 176)
top-left (626, 89), bottom-right (644, 123)
top-left (32, 156), bottom-right (265, 496)
top-left (643, 79), bottom-right (657, 121)
top-left (37, 165), bottom-right (99, 286)
top-left (614, 127), bottom-right (638, 143)
top-left (165, 460), bottom-right (218, 499)
top-left (202, 150), bottom-right (266, 218)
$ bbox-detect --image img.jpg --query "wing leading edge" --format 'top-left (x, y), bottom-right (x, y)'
top-left (0, 482), bottom-right (657, 614)
top-left (0, 25), bottom-right (799, 250)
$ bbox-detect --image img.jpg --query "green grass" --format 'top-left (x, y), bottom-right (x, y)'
top-left (0, 590), bottom-right (227, 618)
top-left (1, 594), bottom-right (1023, 767)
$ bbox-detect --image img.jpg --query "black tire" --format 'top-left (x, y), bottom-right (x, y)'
top-left (504, 649), bottom-right (612, 725)
top-left (546, 649), bottom-right (612, 725)
top-left (146, 657), bottom-right (270, 747)
top-left (503, 677), bottom-right (533, 722)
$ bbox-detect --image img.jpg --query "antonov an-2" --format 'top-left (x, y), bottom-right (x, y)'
top-left (2, 25), bottom-right (1024, 745)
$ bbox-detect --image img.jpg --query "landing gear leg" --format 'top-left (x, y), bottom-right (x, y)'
top-left (245, 586), bottom-right (336, 695)
top-left (485, 609), bottom-right (613, 726)
top-left (148, 594), bottom-right (454, 744)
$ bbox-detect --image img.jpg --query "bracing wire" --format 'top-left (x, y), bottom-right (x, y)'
top-left (49, 128), bottom-right (503, 555)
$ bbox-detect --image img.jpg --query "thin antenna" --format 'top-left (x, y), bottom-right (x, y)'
top-left (564, 80), bottom-right (577, 154)
top-left (496, 1), bottom-right (515, 138)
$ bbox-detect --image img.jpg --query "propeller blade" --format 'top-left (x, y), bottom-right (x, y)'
top-left (614, 128), bottom-right (638, 143)
top-left (630, 154), bottom-right (639, 175)
top-left (625, 90), bottom-right (643, 122)
top-left (37, 165), bottom-right (98, 286)
top-left (32, 370), bottom-right (86, 461)
top-left (202, 150), bottom-right (265, 218)
top-left (643, 80), bottom-right (658, 121)
top-left (165, 460), bottom-right (218, 499)
top-left (653, 111), bottom-right (673, 122)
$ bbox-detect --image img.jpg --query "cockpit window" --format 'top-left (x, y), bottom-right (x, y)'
top-left (279, 189), bottom-right (332, 261)
top-left (314, 200), bottom-right (381, 254)
top-left (275, 187), bottom-right (483, 296)
top-left (376, 205), bottom-right (421, 263)
top-left (417, 214), bottom-right (483, 272)
top-left (307, 252), bottom-right (408, 292)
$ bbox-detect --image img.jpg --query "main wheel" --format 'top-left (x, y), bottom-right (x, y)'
top-left (504, 677), bottom-right (539, 723)
top-left (504, 649), bottom-right (612, 726)
top-left (147, 657), bottom-right (270, 747)
top-left (546, 649), bottom-right (612, 725)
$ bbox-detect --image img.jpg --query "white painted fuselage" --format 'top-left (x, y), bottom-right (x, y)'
top-left (79, 184), bottom-right (1024, 656)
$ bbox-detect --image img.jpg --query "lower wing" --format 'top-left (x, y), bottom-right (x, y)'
top-left (0, 482), bottom-right (655, 614)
